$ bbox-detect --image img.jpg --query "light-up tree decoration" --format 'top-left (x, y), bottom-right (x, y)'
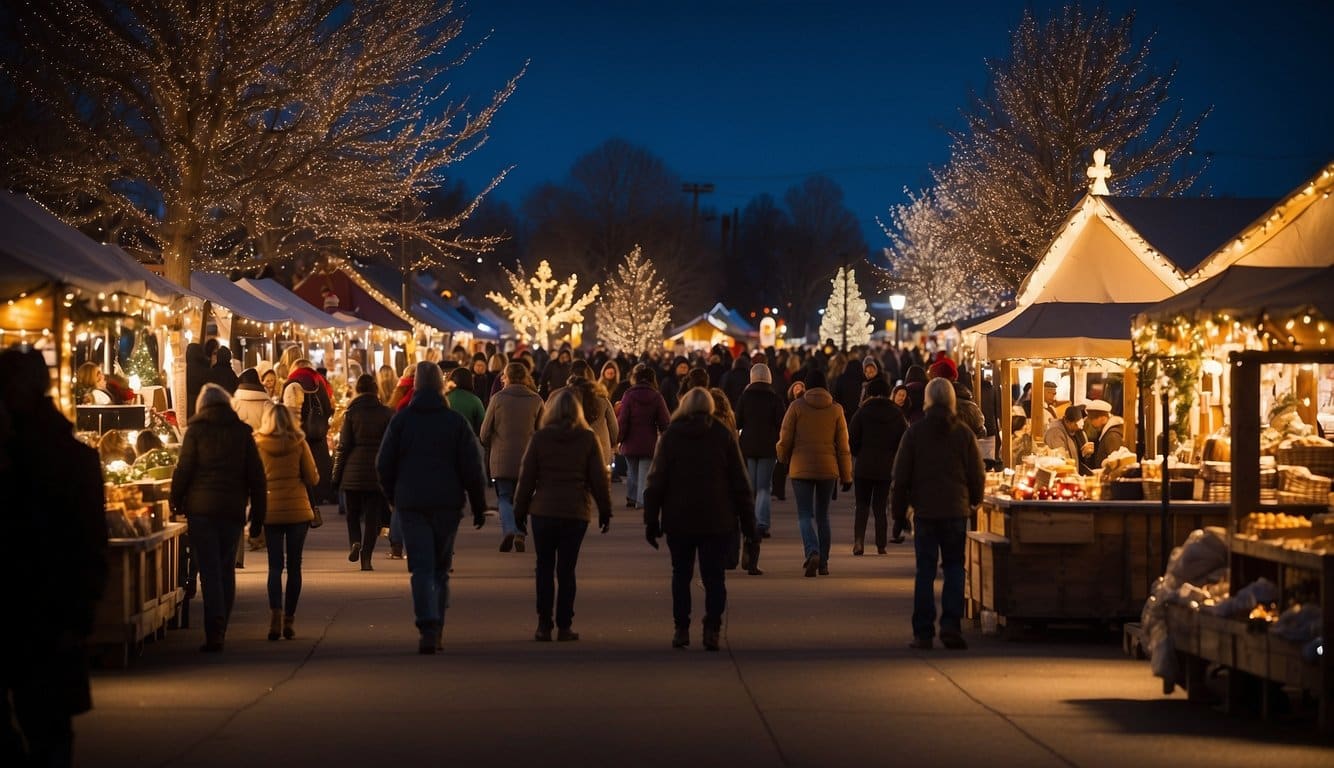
top-left (818, 267), bottom-right (873, 350)
top-left (593, 246), bottom-right (672, 355)
top-left (487, 260), bottom-right (599, 351)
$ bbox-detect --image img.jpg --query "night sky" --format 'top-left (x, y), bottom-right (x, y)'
top-left (447, 0), bottom-right (1334, 252)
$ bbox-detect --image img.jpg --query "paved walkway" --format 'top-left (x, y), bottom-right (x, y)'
top-left (79, 491), bottom-right (1331, 767)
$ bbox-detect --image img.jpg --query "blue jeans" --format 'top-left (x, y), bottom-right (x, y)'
top-left (745, 457), bottom-right (776, 532)
top-left (791, 478), bottom-right (835, 565)
top-left (494, 478), bottom-right (520, 537)
top-left (531, 516), bottom-right (588, 629)
top-left (667, 533), bottom-right (729, 630)
top-left (187, 516), bottom-right (242, 633)
top-left (399, 507), bottom-right (463, 632)
top-left (912, 517), bottom-right (968, 639)
top-left (625, 456), bottom-right (651, 504)
top-left (264, 522), bottom-right (310, 615)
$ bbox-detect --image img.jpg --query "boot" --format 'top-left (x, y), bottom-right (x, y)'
top-left (514, 534), bottom-right (525, 553)
top-left (702, 625), bottom-right (721, 652)
top-left (740, 539), bottom-right (752, 571)
top-left (745, 539), bottom-right (763, 576)
top-left (267, 609), bottom-right (282, 642)
top-left (534, 619), bottom-right (553, 642)
top-left (199, 617), bottom-right (225, 653)
top-left (418, 628), bottom-right (437, 654)
top-left (282, 614), bottom-right (295, 640)
top-left (672, 626), bottom-right (689, 648)
top-left (853, 534), bottom-right (865, 556)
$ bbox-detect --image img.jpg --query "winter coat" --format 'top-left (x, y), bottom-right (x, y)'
top-left (903, 380), bottom-right (926, 423)
top-left (289, 368), bottom-right (334, 441)
top-left (848, 397), bottom-right (909, 481)
top-left (538, 357), bottom-right (572, 398)
top-left (954, 382), bottom-right (988, 438)
top-left (480, 384), bottom-right (544, 480)
top-left (512, 425), bottom-right (612, 527)
top-left (616, 383), bottom-right (671, 458)
top-left (776, 388), bottom-right (852, 482)
top-left (734, 382), bottom-right (785, 459)
top-left (171, 403), bottom-right (267, 529)
top-left (255, 432), bottom-right (318, 525)
top-left (833, 365), bottom-right (869, 420)
top-left (446, 387), bottom-right (486, 435)
top-left (586, 396), bottom-right (619, 465)
top-left (890, 406), bottom-right (985, 521)
top-left (1043, 418), bottom-right (1087, 472)
top-left (205, 356), bottom-right (239, 395)
top-left (720, 358), bottom-right (751, 408)
top-left (376, 389), bottom-right (487, 517)
top-left (331, 393), bottom-right (393, 492)
top-left (643, 413), bottom-right (755, 538)
top-left (231, 384), bottom-right (271, 432)
top-left (184, 343), bottom-right (210, 419)
top-left (1091, 416), bottom-right (1126, 469)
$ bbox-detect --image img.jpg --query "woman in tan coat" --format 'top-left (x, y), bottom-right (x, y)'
top-left (479, 362), bottom-right (544, 553)
top-left (255, 404), bottom-right (318, 641)
top-left (776, 370), bottom-right (852, 577)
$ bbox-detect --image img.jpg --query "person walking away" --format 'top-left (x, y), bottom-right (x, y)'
top-left (446, 367), bottom-right (486, 435)
top-left (254, 404), bottom-right (317, 640)
top-left (776, 370), bottom-right (852, 577)
top-left (892, 378), bottom-right (984, 650)
top-left (616, 365), bottom-right (671, 509)
top-left (601, 360), bottom-right (630, 482)
top-left (287, 360), bottom-right (335, 504)
top-left (232, 367), bottom-right (273, 564)
top-left (832, 353), bottom-right (870, 420)
top-left (735, 363), bottom-right (784, 568)
top-left (567, 376), bottom-right (618, 471)
top-left (480, 362), bottom-right (544, 553)
top-left (771, 378), bottom-right (806, 501)
top-left (204, 345), bottom-right (240, 394)
top-left (848, 377), bottom-right (909, 552)
top-left (512, 390), bottom-right (612, 642)
top-left (332, 374), bottom-right (393, 571)
top-left (720, 356), bottom-right (750, 409)
top-left (0, 348), bottom-right (107, 767)
top-left (901, 365), bottom-right (928, 423)
top-left (171, 384), bottom-right (267, 652)
top-left (643, 388), bottom-right (755, 651)
top-left (376, 361), bottom-right (488, 654)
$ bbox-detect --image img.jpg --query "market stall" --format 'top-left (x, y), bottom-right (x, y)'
top-left (665, 302), bottom-right (758, 353)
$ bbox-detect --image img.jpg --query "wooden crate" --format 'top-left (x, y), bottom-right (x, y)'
top-left (92, 522), bottom-right (186, 667)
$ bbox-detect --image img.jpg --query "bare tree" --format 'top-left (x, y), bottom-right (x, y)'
top-left (0, 0), bottom-right (521, 287)
top-left (937, 4), bottom-right (1207, 288)
top-left (773, 176), bottom-right (868, 338)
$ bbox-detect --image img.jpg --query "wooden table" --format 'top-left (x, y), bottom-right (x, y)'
top-left (92, 522), bottom-right (187, 667)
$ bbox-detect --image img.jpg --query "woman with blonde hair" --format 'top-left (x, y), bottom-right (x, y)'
top-left (513, 389), bottom-right (612, 642)
top-left (75, 362), bottom-right (113, 405)
top-left (643, 388), bottom-right (754, 650)
top-left (377, 365), bottom-right (398, 406)
top-left (254, 402), bottom-right (318, 641)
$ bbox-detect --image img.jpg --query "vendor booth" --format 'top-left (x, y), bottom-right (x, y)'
top-left (666, 302), bottom-right (758, 352)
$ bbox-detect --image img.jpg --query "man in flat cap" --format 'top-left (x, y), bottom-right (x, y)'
top-left (1084, 399), bottom-right (1124, 469)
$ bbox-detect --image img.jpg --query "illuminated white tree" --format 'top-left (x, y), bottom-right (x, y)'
top-left (487, 260), bottom-right (599, 350)
top-left (818, 267), bottom-right (873, 350)
top-left (593, 246), bottom-right (672, 354)
top-left (0, 0), bottom-right (523, 285)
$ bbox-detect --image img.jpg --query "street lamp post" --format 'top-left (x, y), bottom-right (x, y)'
top-left (889, 293), bottom-right (906, 350)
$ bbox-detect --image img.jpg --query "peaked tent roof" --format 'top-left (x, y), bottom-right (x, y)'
top-left (353, 263), bottom-right (477, 334)
top-left (981, 302), bottom-right (1154, 360)
top-left (292, 264), bottom-right (413, 332)
top-left (667, 303), bottom-right (757, 340)
top-left (1101, 196), bottom-right (1277, 274)
top-left (190, 272), bottom-right (294, 324)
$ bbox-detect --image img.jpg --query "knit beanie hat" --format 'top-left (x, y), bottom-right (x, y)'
top-left (928, 358), bottom-right (958, 381)
top-left (750, 363), bottom-right (772, 384)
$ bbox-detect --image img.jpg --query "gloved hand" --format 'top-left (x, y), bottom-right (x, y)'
top-left (841, 481), bottom-right (853, 493)
top-left (645, 524), bottom-right (661, 549)
top-left (473, 510), bottom-right (486, 530)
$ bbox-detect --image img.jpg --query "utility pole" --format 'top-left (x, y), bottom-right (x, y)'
top-left (681, 182), bottom-right (714, 227)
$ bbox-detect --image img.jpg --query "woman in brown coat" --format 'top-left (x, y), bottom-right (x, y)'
top-left (255, 404), bottom-right (318, 641)
top-left (776, 370), bottom-right (852, 577)
top-left (513, 389), bottom-right (613, 642)
top-left (480, 362), bottom-right (544, 553)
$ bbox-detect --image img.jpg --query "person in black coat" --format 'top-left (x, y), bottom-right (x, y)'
top-left (184, 341), bottom-right (210, 419)
top-left (538, 348), bottom-right (573, 399)
top-left (847, 377), bottom-right (909, 553)
top-left (204, 345), bottom-right (239, 394)
top-left (643, 389), bottom-right (755, 651)
top-left (0, 347), bottom-right (108, 767)
top-left (332, 374), bottom-right (393, 571)
top-left (719, 356), bottom-right (750, 409)
top-left (832, 354), bottom-right (869, 420)
top-left (734, 364), bottom-right (784, 548)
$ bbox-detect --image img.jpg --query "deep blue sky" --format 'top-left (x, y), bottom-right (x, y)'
top-left (447, 0), bottom-right (1334, 250)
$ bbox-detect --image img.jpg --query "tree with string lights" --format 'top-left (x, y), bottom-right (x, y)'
top-left (0, 1), bottom-right (522, 286)
top-left (593, 246), bottom-right (672, 355)
top-left (487, 260), bottom-right (599, 351)
top-left (935, 4), bottom-right (1206, 289)
top-left (818, 266), bottom-right (873, 351)
top-left (878, 182), bottom-right (1007, 331)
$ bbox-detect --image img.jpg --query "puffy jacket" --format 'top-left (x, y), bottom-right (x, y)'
top-left (232, 384), bottom-right (271, 432)
top-left (776, 388), bottom-right (852, 482)
top-left (255, 432), bottom-right (318, 525)
top-left (171, 404), bottom-right (266, 529)
top-left (891, 406), bottom-right (985, 521)
top-left (735, 382), bottom-right (784, 459)
top-left (954, 382), bottom-right (987, 438)
top-left (643, 413), bottom-right (755, 538)
top-left (513, 426), bottom-right (612, 526)
top-left (376, 389), bottom-right (487, 517)
top-left (616, 383), bottom-right (670, 458)
top-left (480, 384), bottom-right (544, 479)
top-left (848, 397), bottom-right (909, 481)
top-left (332, 393), bottom-right (393, 491)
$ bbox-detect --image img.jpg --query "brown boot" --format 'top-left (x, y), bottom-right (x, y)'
top-left (200, 617), bottom-right (225, 653)
top-left (282, 614), bottom-right (295, 640)
top-left (267, 609), bottom-right (282, 641)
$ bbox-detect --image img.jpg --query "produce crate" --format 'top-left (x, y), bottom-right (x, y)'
top-left (91, 522), bottom-right (187, 667)
top-left (1276, 445), bottom-right (1334, 477)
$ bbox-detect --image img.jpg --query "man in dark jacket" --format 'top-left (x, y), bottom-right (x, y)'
top-left (204, 345), bottom-right (239, 394)
top-left (538, 348), bottom-right (573, 399)
top-left (719, 356), bottom-right (751, 409)
top-left (332, 374), bottom-right (393, 570)
top-left (376, 361), bottom-right (488, 654)
top-left (734, 363), bottom-right (784, 549)
top-left (659, 356), bottom-right (690, 413)
top-left (171, 384), bottom-right (267, 652)
top-left (184, 341), bottom-right (210, 419)
top-left (892, 379), bottom-right (984, 651)
top-left (832, 354), bottom-right (869, 420)
top-left (848, 377), bottom-right (909, 553)
top-left (1, 347), bottom-right (108, 766)
top-left (643, 389), bottom-right (755, 651)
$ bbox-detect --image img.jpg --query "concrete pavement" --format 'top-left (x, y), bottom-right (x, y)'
top-left (77, 490), bottom-right (1332, 767)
